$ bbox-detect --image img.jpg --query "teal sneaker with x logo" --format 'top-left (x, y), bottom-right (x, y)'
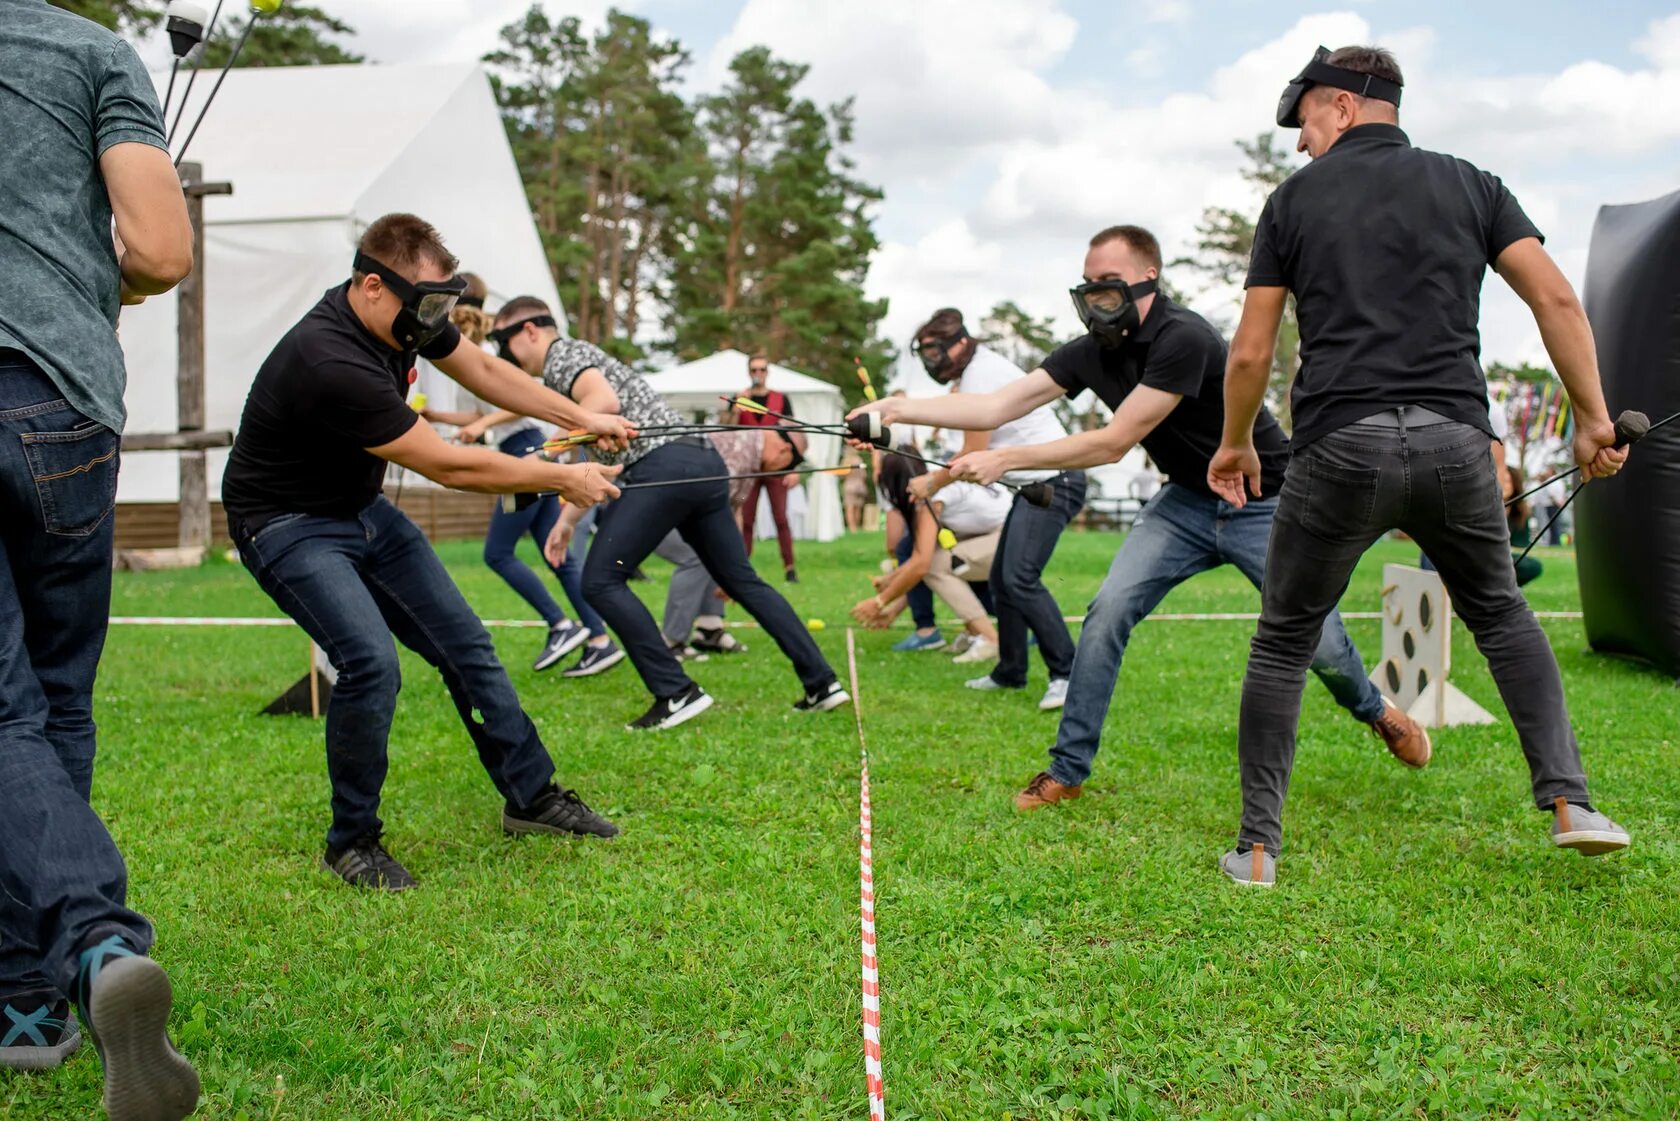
top-left (0, 990), bottom-right (81, 1070)
top-left (76, 936), bottom-right (200, 1121)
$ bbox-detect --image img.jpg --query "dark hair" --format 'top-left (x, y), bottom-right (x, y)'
top-left (494, 295), bottom-right (552, 326)
top-left (876, 448), bottom-right (928, 523)
top-left (356, 213), bottom-right (457, 279)
top-left (914, 308), bottom-right (965, 344)
top-left (1326, 45), bottom-right (1403, 86)
top-left (1088, 225), bottom-right (1163, 272)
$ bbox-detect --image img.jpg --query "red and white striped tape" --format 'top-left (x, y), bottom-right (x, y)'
top-left (847, 629), bottom-right (885, 1121)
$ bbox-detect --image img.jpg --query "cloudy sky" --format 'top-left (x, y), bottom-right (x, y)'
top-left (199, 1), bottom-right (1680, 387)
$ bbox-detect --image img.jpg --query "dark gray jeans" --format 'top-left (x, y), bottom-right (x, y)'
top-left (1237, 416), bottom-right (1590, 853)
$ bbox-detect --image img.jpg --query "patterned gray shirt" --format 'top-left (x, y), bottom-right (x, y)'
top-left (541, 338), bottom-right (686, 468)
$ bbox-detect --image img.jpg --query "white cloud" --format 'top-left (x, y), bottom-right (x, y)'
top-left (1636, 12), bottom-right (1680, 69)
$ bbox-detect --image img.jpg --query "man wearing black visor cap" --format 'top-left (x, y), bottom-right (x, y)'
top-left (1210, 45), bottom-right (1632, 886)
top-left (223, 213), bottom-right (633, 892)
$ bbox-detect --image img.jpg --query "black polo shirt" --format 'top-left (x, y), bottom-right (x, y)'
top-left (1247, 123), bottom-right (1541, 448)
top-left (1040, 295), bottom-right (1290, 501)
top-left (222, 283), bottom-right (461, 535)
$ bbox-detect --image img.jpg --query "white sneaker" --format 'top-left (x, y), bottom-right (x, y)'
top-left (952, 636), bottom-right (998, 664)
top-left (1038, 678), bottom-right (1069, 711)
top-left (965, 674), bottom-right (1007, 691)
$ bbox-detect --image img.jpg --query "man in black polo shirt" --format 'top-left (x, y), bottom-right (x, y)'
top-left (853, 225), bottom-right (1419, 813)
top-left (1211, 45), bottom-right (1630, 887)
top-left (224, 213), bottom-right (630, 891)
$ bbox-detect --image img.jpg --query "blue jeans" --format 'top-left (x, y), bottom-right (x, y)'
top-left (485, 428), bottom-right (605, 635)
top-left (1048, 482), bottom-right (1385, 788)
top-left (1238, 418), bottom-right (1588, 852)
top-left (0, 353), bottom-right (152, 1001)
top-left (236, 498), bottom-right (559, 850)
top-left (990, 471), bottom-right (1087, 687)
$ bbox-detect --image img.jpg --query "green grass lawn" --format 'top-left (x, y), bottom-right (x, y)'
top-left (4, 530), bottom-right (1677, 1120)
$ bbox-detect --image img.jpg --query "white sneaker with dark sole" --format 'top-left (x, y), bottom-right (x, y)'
top-left (1038, 678), bottom-right (1069, 711)
top-left (1550, 797), bottom-right (1630, 855)
top-left (628, 684), bottom-right (713, 730)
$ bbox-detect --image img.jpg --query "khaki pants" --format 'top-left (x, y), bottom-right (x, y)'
top-left (922, 529), bottom-right (1000, 625)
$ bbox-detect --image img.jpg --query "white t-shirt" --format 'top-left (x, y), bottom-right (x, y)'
top-left (950, 344), bottom-right (1066, 484)
top-left (935, 480), bottom-right (1011, 537)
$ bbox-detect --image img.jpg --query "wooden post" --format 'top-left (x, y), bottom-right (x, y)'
top-left (174, 163), bottom-right (232, 553)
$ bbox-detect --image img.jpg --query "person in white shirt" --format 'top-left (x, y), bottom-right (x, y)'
top-left (898, 308), bottom-right (1088, 711)
top-left (854, 454), bottom-right (1010, 662)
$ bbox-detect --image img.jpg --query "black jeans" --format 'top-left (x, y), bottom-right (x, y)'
top-left (237, 498), bottom-right (559, 850)
top-left (0, 353), bottom-right (152, 1001)
top-left (583, 440), bottom-right (836, 700)
top-left (990, 471), bottom-right (1087, 687)
top-left (1237, 417), bottom-right (1590, 853)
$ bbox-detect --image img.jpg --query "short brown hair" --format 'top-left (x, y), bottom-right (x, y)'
top-left (1088, 225), bottom-right (1163, 272)
top-left (494, 295), bottom-right (553, 326)
top-left (1326, 45), bottom-right (1403, 87)
top-left (914, 308), bottom-right (965, 343)
top-left (356, 213), bottom-right (457, 279)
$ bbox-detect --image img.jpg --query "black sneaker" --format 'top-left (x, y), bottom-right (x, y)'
top-left (0, 989), bottom-right (81, 1071)
top-left (534, 620), bottom-right (588, 671)
top-left (562, 640), bottom-right (627, 678)
top-left (322, 833), bottom-right (416, 891)
top-left (503, 784), bottom-right (619, 838)
top-left (793, 679), bottom-right (851, 713)
top-left (785, 567), bottom-right (799, 583)
top-left (691, 626), bottom-right (747, 654)
top-left (628, 682), bottom-right (714, 730)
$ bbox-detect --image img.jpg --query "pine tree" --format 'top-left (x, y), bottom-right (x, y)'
top-left (667, 47), bottom-right (889, 402)
top-left (201, 5), bottom-right (364, 68)
top-left (50, 0), bottom-right (161, 34)
top-left (1175, 132), bottom-right (1302, 429)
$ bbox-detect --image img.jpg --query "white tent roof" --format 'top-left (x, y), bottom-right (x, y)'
top-left (645, 350), bottom-right (842, 401)
top-left (119, 62), bottom-right (563, 502)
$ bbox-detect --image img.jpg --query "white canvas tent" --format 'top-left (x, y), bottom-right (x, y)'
top-left (117, 62), bottom-right (564, 503)
top-left (645, 350), bottom-right (845, 542)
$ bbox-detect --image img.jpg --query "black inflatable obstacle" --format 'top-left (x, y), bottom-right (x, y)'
top-left (1578, 188), bottom-right (1680, 680)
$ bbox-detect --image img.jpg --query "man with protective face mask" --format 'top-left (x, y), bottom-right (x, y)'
top-left (1211, 45), bottom-right (1630, 886)
top-left (851, 225), bottom-right (1416, 815)
top-left (222, 213), bottom-right (631, 892)
top-left (889, 308), bottom-right (1083, 708)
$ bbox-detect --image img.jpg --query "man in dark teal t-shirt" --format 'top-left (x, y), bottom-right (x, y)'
top-left (0, 2), bottom-right (200, 1113)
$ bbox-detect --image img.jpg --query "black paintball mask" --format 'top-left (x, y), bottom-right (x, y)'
top-left (1070, 276), bottom-right (1158, 349)
top-left (353, 251), bottom-right (467, 350)
top-left (914, 326), bottom-right (972, 384)
top-left (488, 314), bottom-right (558, 365)
top-left (1276, 45), bottom-right (1403, 128)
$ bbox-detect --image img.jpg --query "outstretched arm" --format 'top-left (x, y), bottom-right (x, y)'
top-left (949, 385), bottom-right (1180, 484)
top-left (847, 370), bottom-right (1065, 432)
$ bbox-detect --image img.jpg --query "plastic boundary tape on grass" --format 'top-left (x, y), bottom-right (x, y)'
top-left (111, 612), bottom-right (1585, 627)
top-left (847, 628), bottom-right (886, 1121)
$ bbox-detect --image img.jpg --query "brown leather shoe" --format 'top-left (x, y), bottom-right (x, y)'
top-left (1014, 770), bottom-right (1082, 811)
top-left (1370, 698), bottom-right (1431, 768)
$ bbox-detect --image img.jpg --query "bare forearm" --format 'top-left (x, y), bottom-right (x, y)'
top-left (996, 427), bottom-right (1136, 473)
top-left (1536, 301), bottom-right (1611, 423)
top-left (423, 407), bottom-right (481, 426)
top-left (891, 394), bottom-right (1005, 431)
top-left (425, 447), bottom-right (584, 495)
top-left (1221, 357), bottom-right (1270, 445)
top-left (445, 354), bottom-right (591, 430)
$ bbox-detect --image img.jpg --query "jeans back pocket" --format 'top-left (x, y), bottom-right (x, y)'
top-left (1299, 455), bottom-right (1380, 541)
top-left (1437, 454), bottom-right (1501, 534)
top-left (21, 423), bottom-right (119, 537)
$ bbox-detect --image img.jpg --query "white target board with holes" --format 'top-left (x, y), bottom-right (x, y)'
top-left (1371, 565), bottom-right (1495, 728)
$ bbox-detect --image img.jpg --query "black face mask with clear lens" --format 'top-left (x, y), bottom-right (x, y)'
top-left (1070, 277), bottom-right (1157, 349)
top-left (353, 251), bottom-right (467, 350)
top-left (488, 314), bottom-right (558, 364)
top-left (915, 328), bottom-right (970, 383)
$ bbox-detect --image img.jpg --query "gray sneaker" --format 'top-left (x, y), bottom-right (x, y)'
top-left (1220, 845), bottom-right (1276, 888)
top-left (1550, 797), bottom-right (1630, 855)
